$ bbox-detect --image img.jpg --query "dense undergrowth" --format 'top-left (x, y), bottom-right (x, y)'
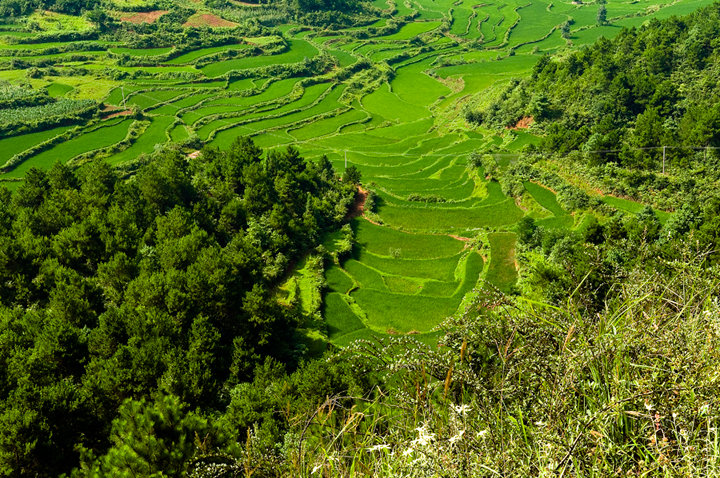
top-left (293, 251), bottom-right (720, 477)
top-left (54, 245), bottom-right (720, 477)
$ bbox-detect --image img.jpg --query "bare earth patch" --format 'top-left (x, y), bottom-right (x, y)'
top-left (102, 105), bottom-right (132, 119)
top-left (507, 116), bottom-right (534, 130)
top-left (118, 10), bottom-right (168, 24)
top-left (449, 234), bottom-right (472, 242)
top-left (347, 186), bottom-right (368, 220)
top-left (188, 150), bottom-right (202, 159)
top-left (183, 13), bottom-right (238, 28)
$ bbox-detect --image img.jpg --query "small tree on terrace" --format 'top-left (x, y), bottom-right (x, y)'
top-left (597, 5), bottom-right (607, 25)
top-left (342, 165), bottom-right (361, 185)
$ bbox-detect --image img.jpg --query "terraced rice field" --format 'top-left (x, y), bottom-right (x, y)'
top-left (0, 0), bottom-right (703, 345)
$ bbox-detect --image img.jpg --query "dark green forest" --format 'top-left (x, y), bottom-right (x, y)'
top-left (0, 0), bottom-right (99, 17)
top-left (0, 139), bottom-right (360, 475)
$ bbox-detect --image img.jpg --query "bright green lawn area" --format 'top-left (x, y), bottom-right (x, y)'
top-left (343, 258), bottom-right (388, 290)
top-left (378, 198), bottom-right (525, 232)
top-left (110, 46), bottom-right (173, 56)
top-left (326, 265), bottom-right (355, 294)
top-left (149, 92), bottom-right (216, 115)
top-left (351, 252), bottom-right (482, 333)
top-left (165, 44), bottom-right (249, 64)
top-left (289, 108), bottom-right (367, 141)
top-left (356, 250), bottom-right (463, 281)
top-left (391, 57), bottom-right (451, 107)
top-left (508, 0), bottom-right (566, 45)
top-left (28, 11), bottom-right (93, 32)
top-left (106, 115), bottom-right (174, 164)
top-left (351, 288), bottom-right (460, 333)
top-left (361, 83), bottom-right (429, 123)
top-left (381, 21), bottom-right (442, 40)
top-left (324, 292), bottom-right (368, 341)
top-left (45, 82), bottom-right (73, 97)
top-left (602, 195), bottom-right (671, 223)
top-left (127, 89), bottom-right (189, 110)
top-left (524, 181), bottom-right (566, 216)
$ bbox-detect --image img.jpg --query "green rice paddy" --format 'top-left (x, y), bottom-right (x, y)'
top-left (0, 0), bottom-right (701, 346)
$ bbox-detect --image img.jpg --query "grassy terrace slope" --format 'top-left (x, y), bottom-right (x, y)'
top-left (0, 0), bottom-right (704, 344)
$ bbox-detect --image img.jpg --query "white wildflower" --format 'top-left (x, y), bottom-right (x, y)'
top-left (452, 403), bottom-right (472, 416)
top-left (368, 444), bottom-right (391, 452)
top-left (449, 429), bottom-right (465, 444)
top-left (413, 425), bottom-right (435, 446)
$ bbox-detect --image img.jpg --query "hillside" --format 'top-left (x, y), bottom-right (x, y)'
top-left (475, 2), bottom-right (720, 210)
top-left (0, 0), bottom-right (719, 476)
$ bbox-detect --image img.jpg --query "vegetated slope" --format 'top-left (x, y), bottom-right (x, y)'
top-left (476, 2), bottom-right (720, 169)
top-left (1, 0), bottom-right (715, 346)
top-left (0, 139), bottom-right (356, 475)
top-left (0, 1), bottom-right (719, 476)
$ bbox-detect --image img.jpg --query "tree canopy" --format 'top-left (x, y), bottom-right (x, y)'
top-left (0, 138), bottom-right (355, 476)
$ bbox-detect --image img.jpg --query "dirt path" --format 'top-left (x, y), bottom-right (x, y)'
top-left (347, 186), bottom-right (369, 220)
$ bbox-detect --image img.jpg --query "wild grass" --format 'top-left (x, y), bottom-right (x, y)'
top-left (289, 252), bottom-right (720, 477)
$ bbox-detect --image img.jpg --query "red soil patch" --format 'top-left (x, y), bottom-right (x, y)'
top-left (183, 13), bottom-right (238, 28)
top-left (103, 109), bottom-right (132, 119)
top-left (347, 186), bottom-right (368, 219)
top-left (118, 10), bottom-right (168, 24)
top-left (507, 116), bottom-right (534, 130)
top-left (449, 234), bottom-right (472, 242)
